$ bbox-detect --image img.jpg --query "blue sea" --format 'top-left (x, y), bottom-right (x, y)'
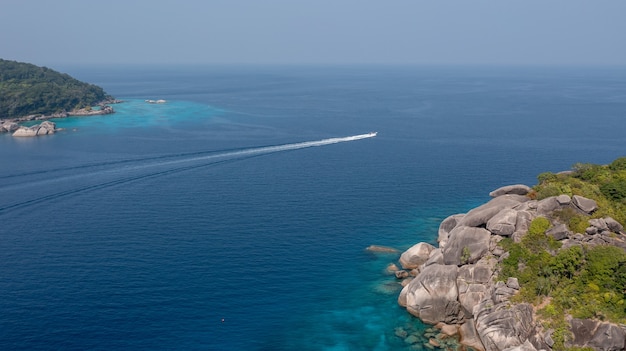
top-left (1, 65), bottom-right (625, 350)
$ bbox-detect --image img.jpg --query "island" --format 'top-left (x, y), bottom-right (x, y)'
top-left (0, 58), bottom-right (118, 136)
top-left (384, 158), bottom-right (626, 351)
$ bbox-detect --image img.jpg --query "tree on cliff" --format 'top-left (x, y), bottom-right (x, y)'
top-left (0, 59), bottom-right (113, 119)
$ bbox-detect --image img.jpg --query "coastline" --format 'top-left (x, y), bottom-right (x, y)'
top-left (0, 99), bottom-right (121, 135)
top-left (1, 98), bottom-right (120, 123)
top-left (390, 182), bottom-right (626, 351)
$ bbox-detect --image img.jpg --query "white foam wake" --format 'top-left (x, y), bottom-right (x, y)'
top-left (0, 133), bottom-right (377, 192)
top-left (146, 132), bottom-right (377, 168)
top-left (0, 133), bottom-right (377, 212)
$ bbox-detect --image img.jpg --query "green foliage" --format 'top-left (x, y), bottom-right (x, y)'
top-left (500, 232), bottom-right (626, 324)
top-left (582, 245), bottom-right (626, 291)
top-left (552, 208), bottom-right (589, 234)
top-left (529, 217), bottom-right (551, 235)
top-left (460, 246), bottom-right (471, 265)
top-left (573, 163), bottom-right (612, 183)
top-left (600, 179), bottom-right (626, 201)
top-left (523, 217), bottom-right (560, 254)
top-left (537, 172), bottom-right (558, 184)
top-left (0, 58), bottom-right (112, 118)
top-left (535, 182), bottom-right (572, 200)
top-left (532, 158), bottom-right (626, 225)
top-left (498, 159), bottom-right (626, 346)
top-left (609, 157), bottom-right (626, 171)
top-left (551, 246), bottom-right (583, 279)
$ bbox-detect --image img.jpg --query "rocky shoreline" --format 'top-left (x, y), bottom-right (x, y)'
top-left (384, 184), bottom-right (626, 351)
top-left (0, 99), bottom-right (120, 136)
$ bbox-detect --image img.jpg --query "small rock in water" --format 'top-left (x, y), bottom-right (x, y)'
top-left (366, 245), bottom-right (399, 253)
top-left (424, 331), bottom-right (436, 339)
top-left (395, 270), bottom-right (409, 279)
top-left (429, 338), bottom-right (440, 347)
top-left (394, 327), bottom-right (408, 338)
top-left (404, 335), bottom-right (419, 345)
top-left (385, 263), bottom-right (399, 274)
top-left (374, 280), bottom-right (402, 294)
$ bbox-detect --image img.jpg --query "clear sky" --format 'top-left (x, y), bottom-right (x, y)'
top-left (1, 0), bottom-right (625, 67)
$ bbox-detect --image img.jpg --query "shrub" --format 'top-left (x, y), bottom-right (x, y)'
top-left (523, 217), bottom-right (561, 253)
top-left (537, 172), bottom-right (557, 184)
top-left (534, 183), bottom-right (572, 200)
top-left (552, 208), bottom-right (589, 234)
top-left (573, 163), bottom-right (610, 182)
top-left (460, 246), bottom-right (471, 265)
top-left (529, 217), bottom-right (551, 235)
top-left (608, 157), bottom-right (626, 171)
top-left (498, 157), bottom-right (626, 328)
top-left (600, 179), bottom-right (626, 201)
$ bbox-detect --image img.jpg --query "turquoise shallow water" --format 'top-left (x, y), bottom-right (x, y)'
top-left (48, 99), bottom-right (222, 133)
top-left (1, 65), bottom-right (625, 350)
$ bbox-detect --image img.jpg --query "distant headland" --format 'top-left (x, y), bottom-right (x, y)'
top-left (0, 59), bottom-right (118, 136)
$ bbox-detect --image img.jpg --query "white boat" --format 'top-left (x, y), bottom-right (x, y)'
top-left (368, 132), bottom-right (378, 137)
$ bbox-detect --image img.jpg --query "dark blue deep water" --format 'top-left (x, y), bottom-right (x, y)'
top-left (1, 65), bottom-right (625, 350)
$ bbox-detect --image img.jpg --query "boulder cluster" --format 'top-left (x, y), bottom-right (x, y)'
top-left (12, 121), bottom-right (58, 137)
top-left (0, 121), bottom-right (19, 133)
top-left (0, 102), bottom-right (116, 136)
top-left (390, 184), bottom-right (626, 351)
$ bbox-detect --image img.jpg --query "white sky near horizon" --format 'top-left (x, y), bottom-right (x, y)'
top-left (1, 0), bottom-right (625, 67)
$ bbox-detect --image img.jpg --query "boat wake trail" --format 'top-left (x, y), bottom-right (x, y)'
top-left (157, 132), bottom-right (377, 167)
top-left (0, 133), bottom-right (376, 214)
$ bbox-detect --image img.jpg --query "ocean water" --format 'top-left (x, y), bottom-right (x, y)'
top-left (1, 65), bottom-right (625, 350)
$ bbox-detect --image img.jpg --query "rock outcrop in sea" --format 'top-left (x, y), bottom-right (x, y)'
top-left (1, 102), bottom-right (117, 136)
top-left (393, 184), bottom-right (626, 351)
top-left (12, 121), bottom-right (58, 137)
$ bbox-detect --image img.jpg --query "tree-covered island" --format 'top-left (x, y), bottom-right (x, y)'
top-left (0, 58), bottom-right (117, 135)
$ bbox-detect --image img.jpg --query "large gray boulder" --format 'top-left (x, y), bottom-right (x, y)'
top-left (442, 226), bottom-right (491, 266)
top-left (572, 195), bottom-right (598, 214)
top-left (512, 210), bottom-right (534, 243)
top-left (438, 213), bottom-right (464, 248)
top-left (570, 319), bottom-right (626, 351)
top-left (492, 281), bottom-right (518, 304)
top-left (38, 121), bottom-right (56, 135)
top-left (398, 264), bottom-right (461, 324)
top-left (460, 319), bottom-right (486, 351)
top-left (423, 248), bottom-right (444, 267)
top-left (587, 323), bottom-right (626, 351)
top-left (570, 318), bottom-right (599, 346)
top-left (12, 121), bottom-right (57, 137)
top-left (12, 126), bottom-right (38, 137)
top-left (556, 194), bottom-right (571, 205)
top-left (537, 196), bottom-right (561, 216)
top-left (604, 216), bottom-right (624, 233)
top-left (399, 242), bottom-right (436, 269)
top-left (457, 264), bottom-right (493, 317)
top-left (546, 223), bottom-right (570, 241)
top-left (459, 195), bottom-right (528, 228)
top-left (489, 184), bottom-right (531, 198)
top-left (1, 121), bottom-right (19, 132)
top-left (487, 209), bottom-right (518, 236)
top-left (502, 340), bottom-right (537, 351)
top-left (474, 301), bottom-right (534, 351)
top-left (589, 218), bottom-right (609, 232)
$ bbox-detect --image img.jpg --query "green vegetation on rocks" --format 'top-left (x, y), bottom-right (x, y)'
top-left (0, 59), bottom-right (113, 119)
top-left (534, 157), bottom-right (626, 225)
top-left (499, 157), bottom-right (626, 350)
